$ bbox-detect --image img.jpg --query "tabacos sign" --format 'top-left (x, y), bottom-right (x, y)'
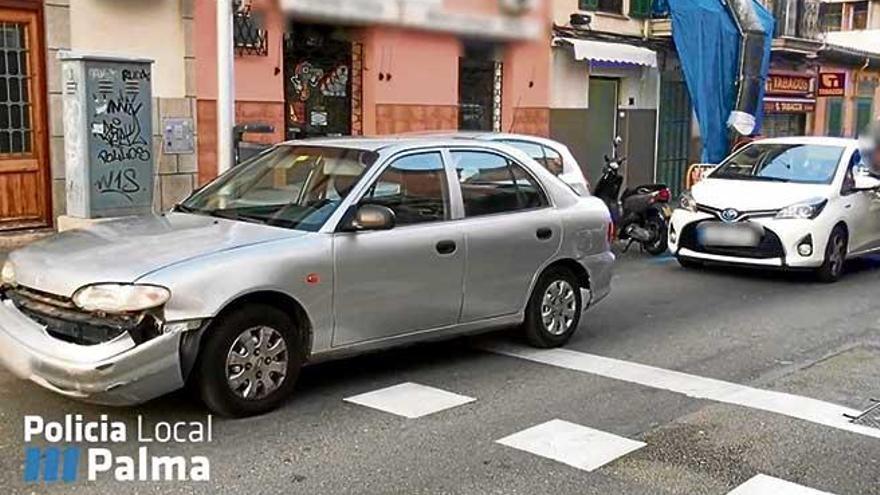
top-left (765, 74), bottom-right (814, 97)
top-left (818, 72), bottom-right (847, 97)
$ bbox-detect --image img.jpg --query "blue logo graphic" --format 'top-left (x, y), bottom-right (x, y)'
top-left (23, 447), bottom-right (80, 484)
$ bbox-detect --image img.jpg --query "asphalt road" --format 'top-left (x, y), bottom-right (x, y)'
top-left (2, 249), bottom-right (880, 494)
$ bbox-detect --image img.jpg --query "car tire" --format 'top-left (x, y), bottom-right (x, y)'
top-left (677, 257), bottom-right (703, 269)
top-left (816, 226), bottom-right (848, 284)
top-left (523, 266), bottom-right (583, 348)
top-left (643, 216), bottom-right (669, 256)
top-left (196, 304), bottom-right (304, 417)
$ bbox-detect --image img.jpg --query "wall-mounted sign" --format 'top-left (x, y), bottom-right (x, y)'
top-left (499, 0), bottom-right (537, 15)
top-left (765, 74), bottom-right (814, 97)
top-left (818, 72), bottom-right (847, 97)
top-left (281, 0), bottom-right (541, 40)
top-left (764, 98), bottom-right (816, 114)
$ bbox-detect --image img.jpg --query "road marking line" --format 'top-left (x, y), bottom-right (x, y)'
top-left (343, 382), bottom-right (475, 419)
top-left (728, 474), bottom-right (836, 495)
top-left (496, 419), bottom-right (646, 472)
top-left (484, 343), bottom-right (880, 440)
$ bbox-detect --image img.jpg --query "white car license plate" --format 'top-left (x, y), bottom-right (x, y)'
top-left (697, 222), bottom-right (763, 247)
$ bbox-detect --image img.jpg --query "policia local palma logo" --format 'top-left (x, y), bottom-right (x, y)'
top-left (22, 415), bottom-right (212, 483)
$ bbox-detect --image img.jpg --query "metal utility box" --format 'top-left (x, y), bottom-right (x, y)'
top-left (61, 53), bottom-right (155, 218)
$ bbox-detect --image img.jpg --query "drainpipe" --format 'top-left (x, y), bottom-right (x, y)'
top-left (725, 0), bottom-right (769, 138)
top-left (217, 0), bottom-right (236, 174)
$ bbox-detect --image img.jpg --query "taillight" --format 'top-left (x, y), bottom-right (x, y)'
top-left (656, 188), bottom-right (671, 202)
top-left (607, 222), bottom-right (616, 244)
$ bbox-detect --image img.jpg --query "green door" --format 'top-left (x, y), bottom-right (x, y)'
top-left (657, 78), bottom-right (692, 197)
top-left (584, 78), bottom-right (619, 185)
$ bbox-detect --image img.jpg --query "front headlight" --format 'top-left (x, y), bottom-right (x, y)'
top-left (1, 260), bottom-right (15, 287)
top-left (775, 198), bottom-right (828, 220)
top-left (73, 284), bottom-right (171, 313)
top-left (678, 191), bottom-right (697, 212)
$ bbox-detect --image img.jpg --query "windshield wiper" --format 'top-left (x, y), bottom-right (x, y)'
top-left (207, 209), bottom-right (271, 225)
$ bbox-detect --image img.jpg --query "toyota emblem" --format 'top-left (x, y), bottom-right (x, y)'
top-left (720, 208), bottom-right (740, 223)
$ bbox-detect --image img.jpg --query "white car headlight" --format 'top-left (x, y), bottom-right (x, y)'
top-left (678, 191), bottom-right (698, 212)
top-left (1, 260), bottom-right (15, 287)
top-left (775, 199), bottom-right (828, 220)
top-left (72, 284), bottom-right (171, 313)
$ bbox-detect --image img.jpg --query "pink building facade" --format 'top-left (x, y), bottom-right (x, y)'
top-left (195, 0), bottom-right (551, 183)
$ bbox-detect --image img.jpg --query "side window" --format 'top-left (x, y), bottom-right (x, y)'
top-left (500, 140), bottom-right (545, 162)
top-left (842, 150), bottom-right (861, 194)
top-left (542, 146), bottom-right (564, 176)
top-left (451, 151), bottom-right (549, 217)
top-left (361, 152), bottom-right (449, 226)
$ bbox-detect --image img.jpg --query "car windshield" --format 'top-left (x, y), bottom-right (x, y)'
top-left (710, 143), bottom-right (845, 184)
top-left (179, 145), bottom-right (378, 231)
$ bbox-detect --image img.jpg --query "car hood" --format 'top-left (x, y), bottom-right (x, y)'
top-left (8, 213), bottom-right (304, 297)
top-left (693, 178), bottom-right (830, 211)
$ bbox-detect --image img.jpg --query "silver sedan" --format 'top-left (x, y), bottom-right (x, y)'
top-left (0, 138), bottom-right (614, 417)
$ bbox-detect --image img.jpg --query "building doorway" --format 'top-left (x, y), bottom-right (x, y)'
top-left (657, 78), bottom-right (692, 197)
top-left (458, 44), bottom-right (502, 132)
top-left (284, 24), bottom-right (352, 139)
top-left (0, 6), bottom-right (49, 230)
top-left (584, 78), bottom-right (619, 184)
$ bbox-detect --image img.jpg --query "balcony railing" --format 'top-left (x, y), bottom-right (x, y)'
top-left (761, 0), bottom-right (821, 40)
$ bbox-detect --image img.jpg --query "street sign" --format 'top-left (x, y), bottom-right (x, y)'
top-left (818, 72), bottom-right (847, 97)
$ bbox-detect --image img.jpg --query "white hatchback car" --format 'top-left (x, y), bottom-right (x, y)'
top-left (669, 137), bottom-right (880, 282)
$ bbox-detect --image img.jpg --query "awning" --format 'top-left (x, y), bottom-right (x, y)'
top-left (824, 30), bottom-right (880, 57)
top-left (553, 37), bottom-right (658, 68)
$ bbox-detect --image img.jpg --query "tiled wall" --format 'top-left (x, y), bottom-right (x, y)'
top-left (44, 0), bottom-right (200, 220)
top-left (374, 104), bottom-right (459, 135)
top-left (196, 100), bottom-right (285, 184)
top-left (508, 107), bottom-right (551, 137)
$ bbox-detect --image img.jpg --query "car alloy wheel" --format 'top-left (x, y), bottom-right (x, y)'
top-left (541, 280), bottom-right (577, 336)
top-left (828, 234), bottom-right (846, 278)
top-left (225, 326), bottom-right (289, 400)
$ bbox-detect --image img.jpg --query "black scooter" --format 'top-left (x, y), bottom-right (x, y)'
top-left (593, 137), bottom-right (671, 256)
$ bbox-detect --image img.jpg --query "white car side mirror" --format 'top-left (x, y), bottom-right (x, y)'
top-left (853, 174), bottom-right (880, 191)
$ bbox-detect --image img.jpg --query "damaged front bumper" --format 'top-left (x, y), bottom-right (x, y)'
top-left (0, 296), bottom-right (192, 406)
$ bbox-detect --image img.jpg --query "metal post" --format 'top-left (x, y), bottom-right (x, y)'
top-left (217, 0), bottom-right (235, 174)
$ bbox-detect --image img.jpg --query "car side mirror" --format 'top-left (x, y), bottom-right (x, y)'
top-left (853, 174), bottom-right (880, 191)
top-left (343, 204), bottom-right (396, 232)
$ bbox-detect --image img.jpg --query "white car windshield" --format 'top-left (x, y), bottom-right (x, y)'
top-left (711, 143), bottom-right (845, 185)
top-left (179, 145), bottom-right (378, 231)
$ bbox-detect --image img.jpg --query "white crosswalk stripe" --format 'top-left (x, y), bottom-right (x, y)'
top-left (728, 474), bottom-right (837, 495)
top-left (496, 419), bottom-right (646, 472)
top-left (343, 382), bottom-right (476, 418)
top-left (484, 342), bottom-right (880, 440)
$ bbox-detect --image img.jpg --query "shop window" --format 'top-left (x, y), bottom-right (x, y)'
top-left (578, 0), bottom-right (623, 15)
top-left (763, 114), bottom-right (806, 138)
top-left (826, 98), bottom-right (844, 137)
top-left (629, 0), bottom-right (653, 18)
top-left (820, 3), bottom-right (843, 32)
top-left (852, 1), bottom-right (869, 30)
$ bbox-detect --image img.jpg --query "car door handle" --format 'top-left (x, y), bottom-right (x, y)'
top-left (436, 240), bottom-right (457, 255)
top-left (536, 227), bottom-right (553, 240)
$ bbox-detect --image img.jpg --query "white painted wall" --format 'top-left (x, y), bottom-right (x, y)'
top-left (551, 47), bottom-right (660, 110)
top-left (69, 0), bottom-right (185, 98)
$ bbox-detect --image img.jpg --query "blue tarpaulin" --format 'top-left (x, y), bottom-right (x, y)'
top-left (667, 0), bottom-right (774, 163)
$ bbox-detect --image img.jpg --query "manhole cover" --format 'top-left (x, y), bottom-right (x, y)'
top-left (846, 400), bottom-right (880, 429)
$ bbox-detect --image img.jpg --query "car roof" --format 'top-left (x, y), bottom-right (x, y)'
top-left (276, 136), bottom-right (527, 155)
top-left (402, 130), bottom-right (561, 146)
top-left (751, 136), bottom-right (857, 147)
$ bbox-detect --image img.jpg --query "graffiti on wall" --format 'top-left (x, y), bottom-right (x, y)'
top-left (88, 67), bottom-right (152, 204)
